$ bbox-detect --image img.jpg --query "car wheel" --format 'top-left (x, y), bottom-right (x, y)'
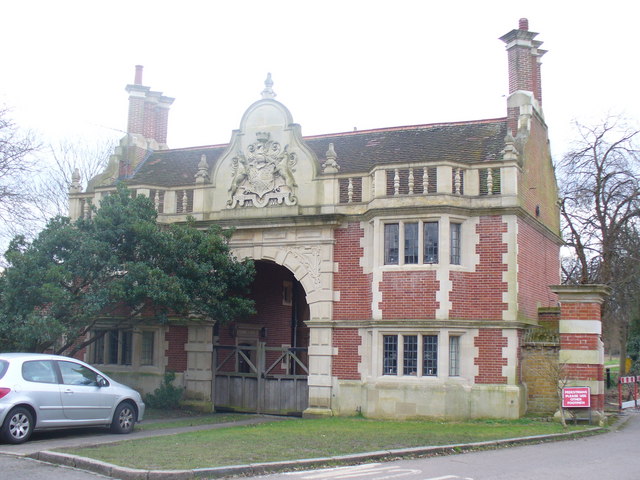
top-left (111, 402), bottom-right (136, 434)
top-left (2, 407), bottom-right (34, 444)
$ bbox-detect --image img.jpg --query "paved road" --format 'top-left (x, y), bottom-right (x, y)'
top-left (249, 411), bottom-right (640, 480)
top-left (0, 454), bottom-right (109, 480)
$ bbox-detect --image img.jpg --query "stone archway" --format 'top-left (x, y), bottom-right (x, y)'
top-left (229, 229), bottom-right (336, 415)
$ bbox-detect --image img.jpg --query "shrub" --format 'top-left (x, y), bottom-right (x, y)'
top-left (144, 371), bottom-right (184, 409)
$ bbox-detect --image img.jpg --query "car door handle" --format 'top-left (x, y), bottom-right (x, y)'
top-left (63, 389), bottom-right (74, 394)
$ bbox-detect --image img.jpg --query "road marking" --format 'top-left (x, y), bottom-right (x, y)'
top-left (284, 463), bottom-right (421, 479)
top-left (284, 464), bottom-right (473, 480)
top-left (423, 476), bottom-right (473, 480)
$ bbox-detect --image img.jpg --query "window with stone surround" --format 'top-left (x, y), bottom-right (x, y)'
top-left (383, 220), bottom-right (439, 265)
top-left (449, 335), bottom-right (460, 376)
top-left (382, 333), bottom-right (439, 377)
top-left (140, 331), bottom-right (155, 366)
top-left (404, 222), bottom-right (419, 264)
top-left (91, 328), bottom-right (158, 367)
top-left (423, 222), bottom-right (438, 263)
top-left (384, 223), bottom-right (399, 265)
top-left (450, 223), bottom-right (461, 265)
top-left (382, 218), bottom-right (469, 268)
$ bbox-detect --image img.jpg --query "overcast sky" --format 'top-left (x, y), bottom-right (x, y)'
top-left (3, 0), bottom-right (639, 161)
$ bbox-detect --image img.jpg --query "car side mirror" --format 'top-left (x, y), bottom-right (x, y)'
top-left (97, 375), bottom-right (109, 387)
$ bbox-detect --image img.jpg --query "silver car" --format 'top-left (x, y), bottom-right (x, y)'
top-left (0, 352), bottom-right (145, 444)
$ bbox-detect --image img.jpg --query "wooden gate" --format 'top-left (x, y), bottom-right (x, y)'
top-left (213, 343), bottom-right (308, 415)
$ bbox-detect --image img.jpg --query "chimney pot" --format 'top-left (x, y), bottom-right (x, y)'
top-left (519, 18), bottom-right (529, 31)
top-left (134, 65), bottom-right (143, 85)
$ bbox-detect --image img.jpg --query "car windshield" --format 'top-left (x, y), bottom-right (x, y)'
top-left (0, 360), bottom-right (8, 380)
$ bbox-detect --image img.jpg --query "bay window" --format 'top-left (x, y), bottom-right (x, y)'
top-left (383, 333), bottom-right (441, 377)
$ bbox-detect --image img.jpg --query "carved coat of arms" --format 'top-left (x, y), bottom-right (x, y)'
top-left (228, 132), bottom-right (298, 208)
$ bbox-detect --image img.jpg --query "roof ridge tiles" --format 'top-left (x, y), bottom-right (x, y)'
top-left (303, 117), bottom-right (508, 140)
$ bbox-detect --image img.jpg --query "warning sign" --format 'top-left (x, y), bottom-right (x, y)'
top-left (562, 387), bottom-right (591, 408)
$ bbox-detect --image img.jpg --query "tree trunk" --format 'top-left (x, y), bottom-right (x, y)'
top-left (619, 320), bottom-right (629, 376)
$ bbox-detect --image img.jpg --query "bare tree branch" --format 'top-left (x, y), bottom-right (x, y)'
top-left (558, 116), bottom-right (640, 371)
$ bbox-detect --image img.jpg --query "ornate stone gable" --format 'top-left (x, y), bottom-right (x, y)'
top-left (227, 131), bottom-right (298, 208)
top-left (211, 75), bottom-right (320, 213)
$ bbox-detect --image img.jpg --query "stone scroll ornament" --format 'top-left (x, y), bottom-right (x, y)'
top-left (227, 132), bottom-right (298, 208)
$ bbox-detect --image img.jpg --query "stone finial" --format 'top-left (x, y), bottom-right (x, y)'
top-left (501, 133), bottom-right (519, 162)
top-left (195, 154), bottom-right (210, 184)
top-left (322, 143), bottom-right (340, 173)
top-left (69, 168), bottom-right (82, 193)
top-left (261, 73), bottom-right (276, 99)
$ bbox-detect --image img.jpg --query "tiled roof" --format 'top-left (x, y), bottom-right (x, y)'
top-left (128, 118), bottom-right (507, 187)
top-left (128, 146), bottom-right (226, 187)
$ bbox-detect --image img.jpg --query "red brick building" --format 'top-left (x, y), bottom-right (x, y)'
top-left (70, 19), bottom-right (563, 418)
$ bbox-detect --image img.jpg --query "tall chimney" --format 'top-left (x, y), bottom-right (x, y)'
top-left (134, 65), bottom-right (144, 85)
top-left (499, 19), bottom-right (547, 135)
top-left (122, 66), bottom-right (174, 177)
top-left (125, 65), bottom-right (174, 143)
top-left (499, 18), bottom-right (546, 102)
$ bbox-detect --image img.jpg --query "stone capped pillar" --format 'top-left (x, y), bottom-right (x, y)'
top-left (550, 284), bottom-right (610, 423)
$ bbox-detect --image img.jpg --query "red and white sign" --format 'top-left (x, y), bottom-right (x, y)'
top-left (562, 387), bottom-right (591, 408)
top-left (619, 375), bottom-right (640, 384)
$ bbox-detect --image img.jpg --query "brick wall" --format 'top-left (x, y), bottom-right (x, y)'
top-left (332, 328), bottom-right (361, 380)
top-left (559, 334), bottom-right (600, 350)
top-left (474, 329), bottom-right (508, 384)
top-left (251, 261), bottom-right (295, 347)
top-left (563, 364), bottom-right (603, 381)
top-left (379, 270), bottom-right (439, 319)
top-left (521, 344), bottom-right (560, 414)
top-left (333, 223), bottom-right (372, 321)
top-left (165, 325), bottom-right (188, 372)
top-left (538, 308), bottom-right (560, 331)
top-left (517, 219), bottom-right (560, 321)
top-left (560, 302), bottom-right (602, 321)
top-left (450, 216), bottom-right (508, 321)
top-left (519, 119), bottom-right (560, 232)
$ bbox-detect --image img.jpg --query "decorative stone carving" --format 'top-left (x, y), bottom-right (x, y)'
top-left (454, 168), bottom-right (462, 195)
top-left (261, 73), bottom-right (276, 99)
top-left (227, 132), bottom-right (298, 208)
top-left (501, 133), bottom-right (520, 164)
top-left (487, 168), bottom-right (494, 195)
top-left (286, 246), bottom-right (322, 290)
top-left (322, 143), bottom-right (340, 173)
top-left (69, 168), bottom-right (82, 193)
top-left (408, 168), bottom-right (414, 194)
top-left (195, 154), bottom-right (210, 183)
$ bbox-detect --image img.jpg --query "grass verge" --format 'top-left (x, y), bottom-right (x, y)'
top-left (60, 416), bottom-right (589, 470)
top-left (136, 412), bottom-right (252, 432)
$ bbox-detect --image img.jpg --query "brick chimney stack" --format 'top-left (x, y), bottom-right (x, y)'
top-left (121, 66), bottom-right (174, 177)
top-left (500, 18), bottom-right (546, 101)
top-left (125, 65), bottom-right (174, 145)
top-left (499, 19), bottom-right (547, 136)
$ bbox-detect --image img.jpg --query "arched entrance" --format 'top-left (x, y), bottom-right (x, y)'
top-left (212, 260), bottom-right (310, 414)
